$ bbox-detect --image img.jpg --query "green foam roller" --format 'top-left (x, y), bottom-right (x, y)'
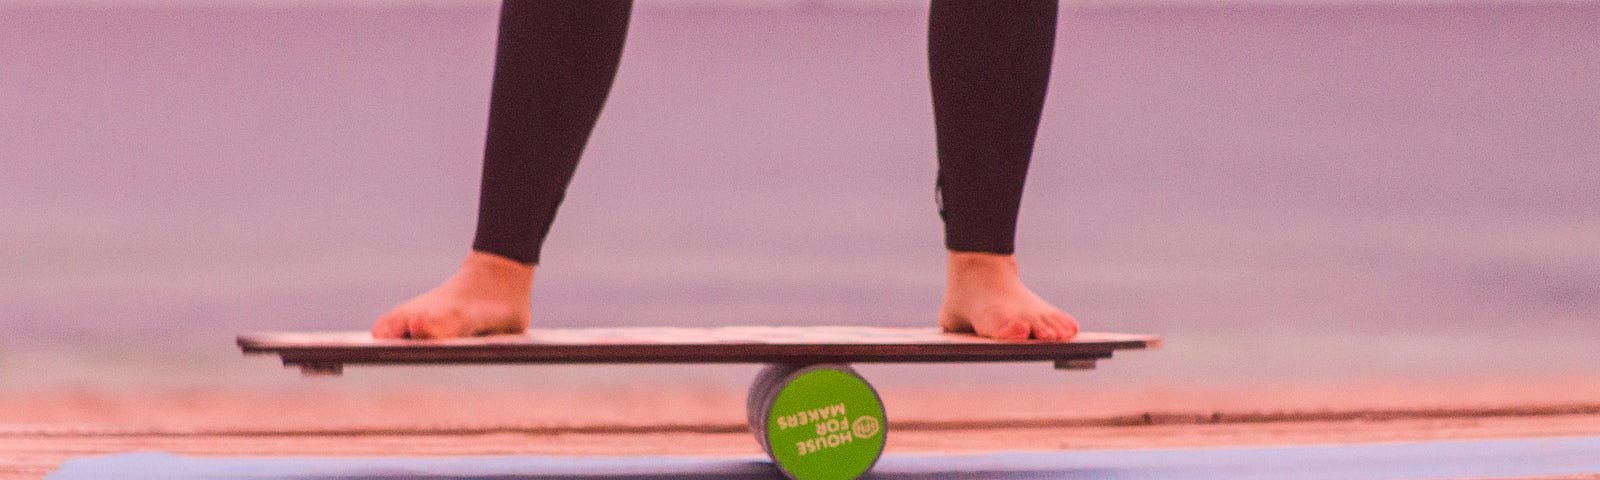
top-left (746, 364), bottom-right (886, 480)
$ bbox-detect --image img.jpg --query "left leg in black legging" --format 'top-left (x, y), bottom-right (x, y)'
top-left (928, 0), bottom-right (1078, 341)
top-left (374, 0), bottom-right (633, 339)
top-left (473, 0), bottom-right (634, 265)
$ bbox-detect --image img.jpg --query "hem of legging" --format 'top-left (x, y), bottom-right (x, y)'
top-left (469, 242), bottom-right (539, 266)
top-left (943, 244), bottom-right (1016, 256)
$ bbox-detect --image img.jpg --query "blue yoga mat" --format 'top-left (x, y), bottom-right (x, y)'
top-left (49, 436), bottom-right (1600, 479)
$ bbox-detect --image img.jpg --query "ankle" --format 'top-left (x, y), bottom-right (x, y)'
top-left (947, 251), bottom-right (1018, 274)
top-left (945, 251), bottom-right (1021, 289)
top-left (457, 250), bottom-right (535, 289)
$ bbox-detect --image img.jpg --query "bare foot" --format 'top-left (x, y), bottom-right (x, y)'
top-left (371, 251), bottom-right (534, 339)
top-left (939, 251), bottom-right (1079, 341)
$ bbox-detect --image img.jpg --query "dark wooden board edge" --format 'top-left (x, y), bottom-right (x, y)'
top-left (238, 331), bottom-right (1158, 367)
top-left (235, 334), bottom-right (1161, 351)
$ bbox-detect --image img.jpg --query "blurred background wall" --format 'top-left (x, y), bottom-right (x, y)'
top-left (2, 0), bottom-right (1596, 392)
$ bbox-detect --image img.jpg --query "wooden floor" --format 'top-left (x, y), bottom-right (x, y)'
top-left (11, 410), bottom-right (1600, 480)
top-left (12, 377), bottom-right (1600, 479)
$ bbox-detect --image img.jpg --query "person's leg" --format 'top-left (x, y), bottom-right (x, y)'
top-left (374, 0), bottom-right (633, 339)
top-left (928, 0), bottom-right (1078, 341)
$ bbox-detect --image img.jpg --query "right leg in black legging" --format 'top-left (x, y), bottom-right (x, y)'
top-left (374, 0), bottom-right (632, 339)
top-left (927, 0), bottom-right (1078, 341)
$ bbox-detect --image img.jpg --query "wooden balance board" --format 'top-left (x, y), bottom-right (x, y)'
top-left (238, 326), bottom-right (1160, 480)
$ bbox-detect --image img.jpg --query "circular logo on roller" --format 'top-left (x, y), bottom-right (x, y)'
top-left (851, 416), bottom-right (880, 440)
top-left (765, 368), bottom-right (886, 480)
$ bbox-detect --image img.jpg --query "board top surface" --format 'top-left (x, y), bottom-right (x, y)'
top-left (241, 326), bottom-right (1160, 348)
top-left (239, 326), bottom-right (1160, 367)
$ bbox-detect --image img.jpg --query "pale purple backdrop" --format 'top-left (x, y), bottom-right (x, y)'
top-left (2, 2), bottom-right (1596, 389)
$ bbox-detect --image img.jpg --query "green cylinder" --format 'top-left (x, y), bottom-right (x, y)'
top-left (746, 364), bottom-right (886, 480)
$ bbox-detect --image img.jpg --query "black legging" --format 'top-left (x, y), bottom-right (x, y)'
top-left (473, 0), bottom-right (1057, 265)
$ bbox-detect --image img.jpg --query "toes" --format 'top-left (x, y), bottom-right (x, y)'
top-left (372, 312), bottom-right (407, 339)
top-left (990, 317), bottom-right (1032, 341)
top-left (1049, 311), bottom-right (1080, 341)
top-left (386, 306), bottom-right (524, 340)
top-left (1032, 318), bottom-right (1059, 341)
top-left (1026, 310), bottom-right (1080, 342)
top-left (406, 315), bottom-right (439, 339)
top-left (407, 309), bottom-right (472, 339)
